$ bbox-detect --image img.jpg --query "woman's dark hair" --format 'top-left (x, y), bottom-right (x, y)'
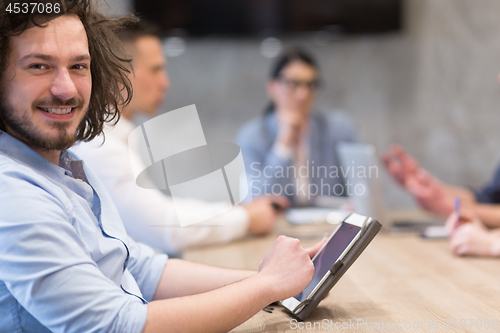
top-left (0, 0), bottom-right (137, 143)
top-left (264, 47), bottom-right (320, 115)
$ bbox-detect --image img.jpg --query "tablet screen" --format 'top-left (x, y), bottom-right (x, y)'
top-left (295, 222), bottom-right (361, 302)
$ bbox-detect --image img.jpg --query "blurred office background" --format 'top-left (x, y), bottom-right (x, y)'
top-left (103, 0), bottom-right (500, 208)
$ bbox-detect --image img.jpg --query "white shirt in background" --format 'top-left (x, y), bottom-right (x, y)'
top-left (71, 118), bottom-right (249, 255)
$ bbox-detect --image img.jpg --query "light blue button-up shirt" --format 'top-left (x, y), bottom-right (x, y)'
top-left (0, 130), bottom-right (168, 333)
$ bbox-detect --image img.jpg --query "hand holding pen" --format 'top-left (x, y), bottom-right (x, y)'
top-left (445, 204), bottom-right (495, 256)
top-left (445, 198), bottom-right (475, 235)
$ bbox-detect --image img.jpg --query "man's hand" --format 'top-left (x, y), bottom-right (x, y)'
top-left (382, 144), bottom-right (420, 186)
top-left (258, 236), bottom-right (315, 301)
top-left (446, 209), bottom-right (500, 257)
top-left (244, 196), bottom-right (290, 235)
top-left (305, 237), bottom-right (328, 258)
top-left (304, 237), bottom-right (331, 300)
top-left (444, 209), bottom-right (477, 234)
top-left (383, 145), bottom-right (454, 216)
top-left (405, 169), bottom-right (455, 216)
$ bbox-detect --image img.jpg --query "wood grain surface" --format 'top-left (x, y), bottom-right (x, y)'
top-left (183, 221), bottom-right (500, 333)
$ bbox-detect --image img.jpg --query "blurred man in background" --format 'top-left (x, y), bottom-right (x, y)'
top-left (72, 20), bottom-right (289, 255)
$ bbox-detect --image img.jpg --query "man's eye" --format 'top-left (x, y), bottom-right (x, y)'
top-left (30, 64), bottom-right (48, 70)
top-left (72, 64), bottom-right (87, 70)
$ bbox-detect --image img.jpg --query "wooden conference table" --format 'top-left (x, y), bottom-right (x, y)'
top-left (183, 218), bottom-right (500, 333)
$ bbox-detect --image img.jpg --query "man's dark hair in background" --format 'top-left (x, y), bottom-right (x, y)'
top-left (117, 18), bottom-right (161, 48)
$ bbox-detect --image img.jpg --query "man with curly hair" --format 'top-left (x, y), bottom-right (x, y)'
top-left (0, 1), bottom-right (321, 332)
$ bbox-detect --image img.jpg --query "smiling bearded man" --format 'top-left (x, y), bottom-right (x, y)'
top-left (0, 1), bottom-right (321, 332)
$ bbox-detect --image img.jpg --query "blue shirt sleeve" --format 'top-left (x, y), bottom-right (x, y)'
top-left (474, 162), bottom-right (500, 204)
top-left (126, 238), bottom-right (168, 302)
top-left (0, 163), bottom-right (148, 333)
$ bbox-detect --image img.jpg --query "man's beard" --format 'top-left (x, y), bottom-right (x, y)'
top-left (0, 94), bottom-right (85, 151)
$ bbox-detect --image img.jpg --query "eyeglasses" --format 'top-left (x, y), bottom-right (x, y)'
top-left (277, 77), bottom-right (321, 91)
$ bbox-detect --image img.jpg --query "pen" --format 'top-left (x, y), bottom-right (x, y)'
top-left (454, 197), bottom-right (461, 219)
top-left (454, 197), bottom-right (461, 230)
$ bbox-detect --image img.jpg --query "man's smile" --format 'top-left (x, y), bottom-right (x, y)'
top-left (38, 106), bottom-right (75, 115)
top-left (37, 106), bottom-right (77, 120)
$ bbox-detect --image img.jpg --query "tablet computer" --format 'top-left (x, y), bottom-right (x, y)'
top-left (281, 213), bottom-right (381, 320)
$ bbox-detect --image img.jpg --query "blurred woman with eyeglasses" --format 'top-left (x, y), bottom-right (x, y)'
top-left (237, 47), bottom-right (358, 207)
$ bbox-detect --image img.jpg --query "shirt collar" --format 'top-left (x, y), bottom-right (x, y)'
top-left (0, 130), bottom-right (80, 183)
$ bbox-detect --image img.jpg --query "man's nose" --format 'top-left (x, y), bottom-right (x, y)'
top-left (50, 69), bottom-right (77, 101)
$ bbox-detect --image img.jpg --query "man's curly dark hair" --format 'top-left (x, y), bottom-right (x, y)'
top-left (0, 0), bottom-right (137, 142)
